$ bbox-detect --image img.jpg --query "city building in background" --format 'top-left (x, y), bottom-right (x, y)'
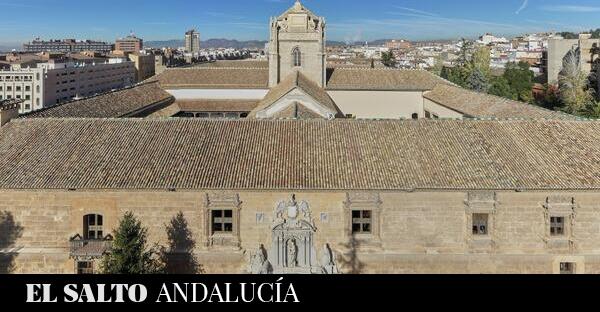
top-left (126, 52), bottom-right (156, 82)
top-left (385, 39), bottom-right (412, 50)
top-left (185, 29), bottom-right (201, 53)
top-left (115, 33), bottom-right (144, 53)
top-left (0, 51), bottom-right (135, 113)
top-left (23, 38), bottom-right (113, 53)
top-left (545, 33), bottom-right (600, 85)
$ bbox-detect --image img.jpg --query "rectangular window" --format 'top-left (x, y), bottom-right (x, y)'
top-left (425, 111), bottom-right (431, 119)
top-left (84, 214), bottom-right (104, 240)
top-left (352, 210), bottom-right (372, 234)
top-left (76, 261), bottom-right (94, 274)
top-left (550, 217), bottom-right (565, 236)
top-left (212, 210), bottom-right (233, 234)
top-left (560, 262), bottom-right (575, 274)
top-left (472, 213), bottom-right (489, 235)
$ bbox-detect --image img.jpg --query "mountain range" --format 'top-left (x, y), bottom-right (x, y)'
top-left (145, 38), bottom-right (395, 49)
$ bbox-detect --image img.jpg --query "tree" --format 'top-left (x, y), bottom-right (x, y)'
top-left (99, 212), bottom-right (165, 274)
top-left (469, 46), bottom-right (491, 77)
top-left (381, 51), bottom-right (396, 68)
top-left (503, 61), bottom-right (534, 102)
top-left (535, 84), bottom-right (561, 110)
top-left (558, 52), bottom-right (595, 114)
top-left (430, 55), bottom-right (444, 76)
top-left (466, 68), bottom-right (489, 93)
top-left (441, 66), bottom-right (469, 88)
top-left (457, 38), bottom-right (474, 66)
top-left (488, 76), bottom-right (514, 99)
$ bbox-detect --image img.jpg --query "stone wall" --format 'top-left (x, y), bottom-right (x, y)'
top-left (1, 190), bottom-right (600, 274)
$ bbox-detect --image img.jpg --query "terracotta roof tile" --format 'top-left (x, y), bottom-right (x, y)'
top-left (155, 67), bottom-right (269, 89)
top-left (22, 81), bottom-right (174, 118)
top-left (326, 68), bottom-right (450, 91)
top-left (1, 118), bottom-right (599, 191)
top-left (424, 84), bottom-right (576, 120)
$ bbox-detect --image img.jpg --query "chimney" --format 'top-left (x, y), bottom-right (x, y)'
top-left (0, 100), bottom-right (20, 126)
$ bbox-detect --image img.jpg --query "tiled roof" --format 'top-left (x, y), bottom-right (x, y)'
top-left (424, 84), bottom-right (577, 120)
top-left (249, 71), bottom-right (343, 118)
top-left (155, 67), bottom-right (269, 89)
top-left (196, 60), bottom-right (269, 68)
top-left (1, 118), bottom-right (600, 191)
top-left (22, 81), bottom-right (174, 118)
top-left (149, 99), bottom-right (260, 117)
top-left (326, 68), bottom-right (450, 91)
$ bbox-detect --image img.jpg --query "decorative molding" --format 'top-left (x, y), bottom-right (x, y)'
top-left (344, 192), bottom-right (383, 249)
top-left (464, 191), bottom-right (497, 213)
top-left (203, 192), bottom-right (242, 250)
top-left (464, 192), bottom-right (497, 252)
top-left (344, 192), bottom-right (382, 210)
top-left (542, 195), bottom-right (577, 253)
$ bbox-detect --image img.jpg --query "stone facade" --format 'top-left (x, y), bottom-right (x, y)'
top-left (268, 1), bottom-right (326, 88)
top-left (2, 189), bottom-right (600, 274)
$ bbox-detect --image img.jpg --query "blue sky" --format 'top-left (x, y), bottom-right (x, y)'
top-left (0, 0), bottom-right (599, 46)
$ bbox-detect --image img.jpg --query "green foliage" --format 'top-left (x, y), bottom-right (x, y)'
top-left (441, 66), bottom-right (469, 88)
top-left (381, 51), bottom-right (397, 68)
top-left (560, 32), bottom-right (579, 39)
top-left (503, 61), bottom-right (534, 103)
top-left (466, 68), bottom-right (489, 93)
top-left (99, 212), bottom-right (165, 274)
top-left (488, 76), bottom-right (515, 99)
top-left (558, 53), bottom-right (596, 115)
top-left (469, 46), bottom-right (491, 77)
top-left (535, 84), bottom-right (561, 110)
top-left (457, 38), bottom-right (474, 66)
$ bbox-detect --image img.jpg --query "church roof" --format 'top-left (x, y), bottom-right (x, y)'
top-left (21, 81), bottom-right (174, 118)
top-left (1, 118), bottom-right (600, 191)
top-left (249, 71), bottom-right (343, 118)
top-left (424, 84), bottom-right (577, 120)
top-left (326, 68), bottom-right (451, 91)
top-left (154, 67), bottom-right (269, 89)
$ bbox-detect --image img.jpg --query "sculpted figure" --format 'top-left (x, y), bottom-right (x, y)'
top-left (320, 244), bottom-right (339, 274)
top-left (287, 239), bottom-right (298, 268)
top-left (250, 245), bottom-right (271, 274)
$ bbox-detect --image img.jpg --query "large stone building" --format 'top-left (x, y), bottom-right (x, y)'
top-left (1, 1), bottom-right (598, 275)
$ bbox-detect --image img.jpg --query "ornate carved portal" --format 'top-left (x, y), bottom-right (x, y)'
top-left (249, 194), bottom-right (339, 274)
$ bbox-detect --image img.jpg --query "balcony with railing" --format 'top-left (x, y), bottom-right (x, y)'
top-left (69, 234), bottom-right (113, 260)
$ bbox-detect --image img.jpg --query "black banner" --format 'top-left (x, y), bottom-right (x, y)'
top-left (0, 274), bottom-right (596, 309)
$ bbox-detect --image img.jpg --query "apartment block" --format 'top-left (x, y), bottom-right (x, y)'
top-left (0, 54), bottom-right (135, 113)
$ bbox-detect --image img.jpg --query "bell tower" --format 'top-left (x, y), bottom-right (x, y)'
top-left (268, 0), bottom-right (326, 88)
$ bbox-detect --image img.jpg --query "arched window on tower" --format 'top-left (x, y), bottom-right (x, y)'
top-left (292, 47), bottom-right (302, 67)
